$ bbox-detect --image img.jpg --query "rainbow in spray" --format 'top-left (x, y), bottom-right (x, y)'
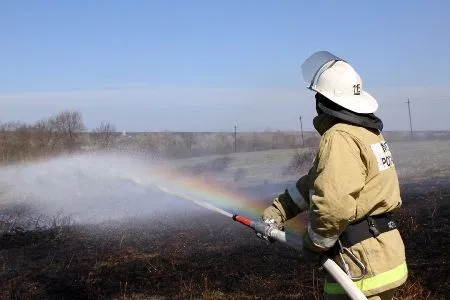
top-left (111, 160), bottom-right (308, 234)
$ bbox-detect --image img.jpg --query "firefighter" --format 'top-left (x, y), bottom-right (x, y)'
top-left (261, 51), bottom-right (408, 300)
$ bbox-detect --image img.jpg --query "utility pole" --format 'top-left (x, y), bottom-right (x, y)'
top-left (299, 115), bottom-right (304, 147)
top-left (234, 124), bottom-right (237, 153)
top-left (406, 98), bottom-right (413, 139)
top-left (188, 133), bottom-right (192, 154)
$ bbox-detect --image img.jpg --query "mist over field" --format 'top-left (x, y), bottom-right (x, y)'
top-left (1, 132), bottom-right (449, 226)
top-left (0, 153), bottom-right (199, 224)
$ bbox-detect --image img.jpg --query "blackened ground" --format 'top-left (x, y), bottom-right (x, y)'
top-left (0, 179), bottom-right (448, 300)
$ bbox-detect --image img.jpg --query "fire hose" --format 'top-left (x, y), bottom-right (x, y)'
top-left (131, 178), bottom-right (368, 299)
top-left (232, 214), bottom-right (368, 300)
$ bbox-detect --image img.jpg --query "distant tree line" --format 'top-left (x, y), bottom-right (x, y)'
top-left (1, 110), bottom-right (449, 164)
top-left (0, 110), bottom-right (116, 164)
top-left (117, 130), bottom-right (321, 158)
top-left (0, 110), bottom-right (320, 164)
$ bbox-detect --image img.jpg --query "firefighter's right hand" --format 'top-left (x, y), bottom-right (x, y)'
top-left (256, 219), bottom-right (278, 243)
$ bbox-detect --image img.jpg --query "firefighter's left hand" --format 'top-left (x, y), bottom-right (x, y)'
top-left (261, 206), bottom-right (284, 230)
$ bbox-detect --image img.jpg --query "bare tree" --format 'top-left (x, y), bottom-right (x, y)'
top-left (52, 110), bottom-right (86, 153)
top-left (0, 121), bottom-right (32, 163)
top-left (14, 123), bottom-right (33, 160)
top-left (0, 121), bottom-right (14, 163)
top-left (92, 121), bottom-right (116, 149)
top-left (32, 118), bottom-right (57, 155)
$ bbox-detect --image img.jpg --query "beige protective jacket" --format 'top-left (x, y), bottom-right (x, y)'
top-left (266, 114), bottom-right (408, 297)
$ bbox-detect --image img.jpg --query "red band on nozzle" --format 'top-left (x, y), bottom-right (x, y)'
top-left (232, 215), bottom-right (253, 227)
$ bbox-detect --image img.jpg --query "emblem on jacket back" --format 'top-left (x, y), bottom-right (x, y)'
top-left (371, 141), bottom-right (395, 171)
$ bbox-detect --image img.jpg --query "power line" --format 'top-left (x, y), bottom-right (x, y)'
top-left (425, 98), bottom-right (450, 102)
top-left (408, 97), bottom-right (450, 103)
top-left (383, 98), bottom-right (450, 105)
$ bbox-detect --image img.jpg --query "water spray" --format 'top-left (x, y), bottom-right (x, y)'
top-left (108, 160), bottom-right (368, 300)
top-left (1, 154), bottom-right (367, 299)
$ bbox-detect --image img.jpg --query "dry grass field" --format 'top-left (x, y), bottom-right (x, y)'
top-left (0, 139), bottom-right (449, 299)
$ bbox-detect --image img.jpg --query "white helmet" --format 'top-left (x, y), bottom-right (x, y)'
top-left (301, 51), bottom-right (378, 114)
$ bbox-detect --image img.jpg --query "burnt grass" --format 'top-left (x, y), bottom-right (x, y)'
top-left (0, 180), bottom-right (449, 300)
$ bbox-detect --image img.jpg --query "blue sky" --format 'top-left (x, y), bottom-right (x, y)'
top-left (1, 1), bottom-right (449, 131)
